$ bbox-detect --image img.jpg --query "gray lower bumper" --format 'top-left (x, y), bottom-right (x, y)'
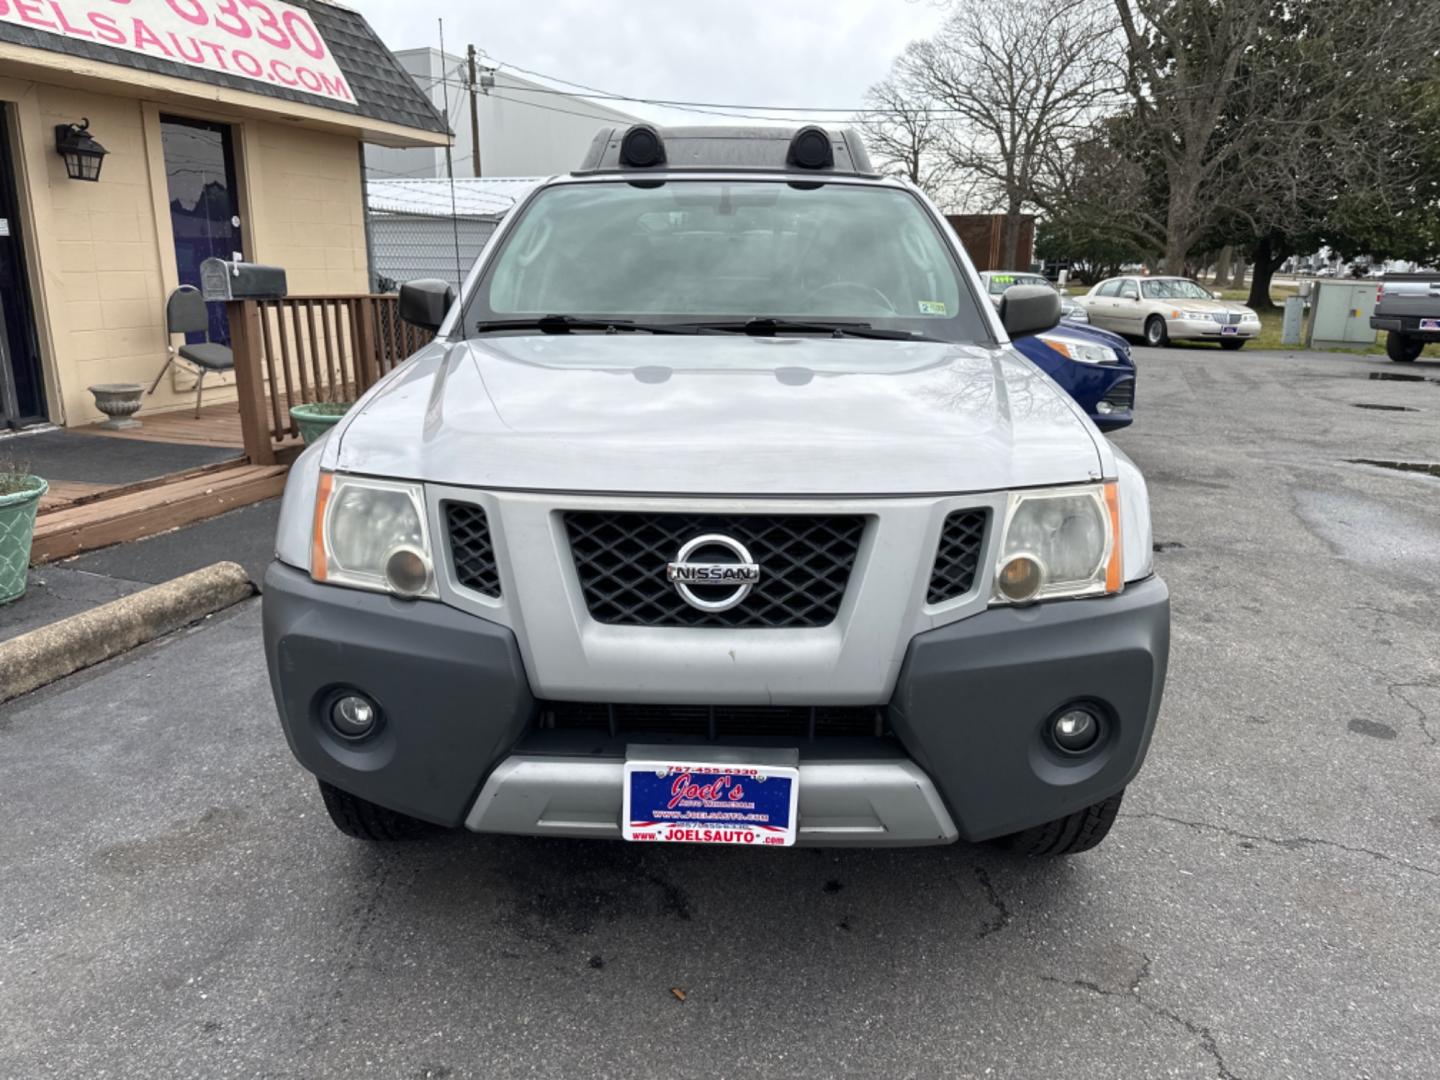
top-left (264, 562), bottom-right (1168, 846)
top-left (465, 756), bottom-right (957, 846)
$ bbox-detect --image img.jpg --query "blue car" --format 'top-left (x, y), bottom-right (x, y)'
top-left (1013, 322), bottom-right (1136, 431)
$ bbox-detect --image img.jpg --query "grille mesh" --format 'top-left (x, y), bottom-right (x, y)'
top-left (564, 511), bottom-right (865, 628)
top-left (445, 502), bottom-right (501, 596)
top-left (926, 509), bottom-right (988, 604)
top-left (541, 701), bottom-right (885, 740)
top-left (1102, 377), bottom-right (1136, 410)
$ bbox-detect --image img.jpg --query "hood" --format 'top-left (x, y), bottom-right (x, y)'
top-left (1152, 297), bottom-right (1251, 314)
top-left (333, 335), bottom-right (1106, 496)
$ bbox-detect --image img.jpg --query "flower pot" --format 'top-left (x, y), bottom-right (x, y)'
top-left (290, 402), bottom-right (353, 446)
top-left (0, 475), bottom-right (48, 604)
top-left (88, 382), bottom-right (143, 430)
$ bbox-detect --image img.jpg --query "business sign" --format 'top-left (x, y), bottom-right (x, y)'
top-left (0, 0), bottom-right (354, 105)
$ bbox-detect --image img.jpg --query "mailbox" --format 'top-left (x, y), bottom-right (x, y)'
top-left (199, 258), bottom-right (287, 301)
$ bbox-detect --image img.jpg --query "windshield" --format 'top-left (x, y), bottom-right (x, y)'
top-left (463, 180), bottom-right (989, 342)
top-left (1141, 278), bottom-right (1213, 300)
top-left (986, 273), bottom-right (1050, 294)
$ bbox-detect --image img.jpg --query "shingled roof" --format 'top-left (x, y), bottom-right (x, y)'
top-left (0, 0), bottom-right (448, 137)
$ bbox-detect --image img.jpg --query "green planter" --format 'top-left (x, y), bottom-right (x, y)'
top-left (290, 402), bottom-right (353, 445)
top-left (0, 475), bottom-right (47, 605)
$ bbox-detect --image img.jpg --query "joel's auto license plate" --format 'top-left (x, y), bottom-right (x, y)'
top-left (623, 748), bottom-right (799, 847)
top-left (1221, 324), bottom-right (1239, 335)
top-left (1419, 318), bottom-right (1440, 331)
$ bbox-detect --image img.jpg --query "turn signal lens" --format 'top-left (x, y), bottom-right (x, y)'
top-left (311, 471), bottom-right (333, 582)
top-left (997, 555), bottom-right (1044, 602)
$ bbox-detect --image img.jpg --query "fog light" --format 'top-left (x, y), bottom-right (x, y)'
top-left (331, 693), bottom-right (378, 739)
top-left (1096, 401), bottom-right (1115, 415)
top-left (1052, 707), bottom-right (1100, 753)
top-left (997, 554), bottom-right (1044, 602)
top-left (385, 546), bottom-right (430, 597)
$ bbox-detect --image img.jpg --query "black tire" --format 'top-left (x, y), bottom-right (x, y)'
top-left (1144, 316), bottom-right (1169, 347)
top-left (1386, 332), bottom-right (1422, 363)
top-left (996, 790), bottom-right (1125, 856)
top-left (1219, 338), bottom-right (1245, 351)
top-left (318, 779), bottom-right (438, 841)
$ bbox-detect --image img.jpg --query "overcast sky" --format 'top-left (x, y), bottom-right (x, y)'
top-left (348, 0), bottom-right (950, 125)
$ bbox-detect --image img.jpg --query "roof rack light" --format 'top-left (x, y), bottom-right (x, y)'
top-left (787, 126), bottom-right (834, 170)
top-left (619, 125), bottom-right (666, 168)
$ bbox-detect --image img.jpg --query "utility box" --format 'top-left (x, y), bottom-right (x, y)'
top-left (199, 258), bottom-right (288, 301)
top-left (1307, 281), bottom-right (1379, 349)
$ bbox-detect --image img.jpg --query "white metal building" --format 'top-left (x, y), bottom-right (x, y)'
top-left (365, 177), bottom-right (542, 292)
top-left (364, 49), bottom-right (642, 180)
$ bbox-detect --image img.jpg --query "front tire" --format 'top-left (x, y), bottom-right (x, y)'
top-left (1386, 332), bottom-right (1423, 362)
top-left (1219, 338), bottom-right (1245, 351)
top-left (1144, 316), bottom-right (1169, 347)
top-left (318, 780), bottom-right (439, 841)
top-left (995, 790), bottom-right (1124, 856)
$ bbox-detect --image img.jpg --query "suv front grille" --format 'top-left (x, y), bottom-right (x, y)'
top-left (445, 502), bottom-right (501, 596)
top-left (540, 700), bottom-right (887, 740)
top-left (926, 509), bottom-right (988, 604)
top-left (563, 511), bottom-right (865, 628)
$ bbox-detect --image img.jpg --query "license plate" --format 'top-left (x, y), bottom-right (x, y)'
top-left (623, 750), bottom-right (799, 847)
top-left (1221, 325), bottom-right (1239, 335)
top-left (1420, 318), bottom-right (1440, 331)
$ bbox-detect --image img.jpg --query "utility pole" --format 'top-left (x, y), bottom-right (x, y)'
top-left (467, 44), bottom-right (482, 178)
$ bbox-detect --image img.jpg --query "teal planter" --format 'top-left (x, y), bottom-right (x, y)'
top-left (290, 402), bottom-right (353, 445)
top-left (0, 475), bottom-right (47, 605)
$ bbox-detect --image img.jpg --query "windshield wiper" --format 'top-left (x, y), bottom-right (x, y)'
top-left (473, 315), bottom-right (694, 335)
top-left (688, 318), bottom-right (933, 341)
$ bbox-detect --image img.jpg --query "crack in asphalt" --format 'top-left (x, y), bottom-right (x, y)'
top-left (1388, 682), bottom-right (1438, 746)
top-left (1042, 957), bottom-right (1242, 1080)
top-left (1124, 811), bottom-right (1440, 879)
top-left (972, 866), bottom-right (1011, 940)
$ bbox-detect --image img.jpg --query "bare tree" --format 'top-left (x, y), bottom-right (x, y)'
top-left (861, 67), bottom-right (955, 202)
top-left (896, 0), bottom-right (1120, 268)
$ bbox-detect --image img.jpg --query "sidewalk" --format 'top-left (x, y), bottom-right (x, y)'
top-left (0, 497), bottom-right (279, 643)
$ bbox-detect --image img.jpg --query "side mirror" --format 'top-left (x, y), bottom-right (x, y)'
top-left (999, 284), bottom-right (1062, 338)
top-left (398, 278), bottom-right (455, 332)
top-left (1119, 287), bottom-right (1139, 301)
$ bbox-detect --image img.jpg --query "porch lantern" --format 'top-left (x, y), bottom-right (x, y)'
top-left (54, 119), bottom-right (108, 181)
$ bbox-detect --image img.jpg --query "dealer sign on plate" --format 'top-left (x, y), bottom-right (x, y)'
top-left (623, 752), bottom-right (799, 847)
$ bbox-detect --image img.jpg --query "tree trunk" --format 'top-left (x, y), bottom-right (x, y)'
top-left (1213, 246), bottom-right (1233, 286)
top-left (1246, 235), bottom-right (1289, 311)
top-left (1000, 209), bottom-right (1024, 270)
top-left (1230, 259), bottom-right (1246, 289)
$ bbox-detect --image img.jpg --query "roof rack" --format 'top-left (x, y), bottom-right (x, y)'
top-left (574, 124), bottom-right (879, 178)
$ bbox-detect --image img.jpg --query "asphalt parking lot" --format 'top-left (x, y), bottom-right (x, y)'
top-left (3, 346), bottom-right (1438, 1079)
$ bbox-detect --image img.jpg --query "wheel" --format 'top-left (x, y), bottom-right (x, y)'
top-left (1386, 332), bottom-right (1422, 362)
top-left (318, 779), bottom-right (438, 840)
top-left (1144, 316), bottom-right (1169, 347)
top-left (995, 790), bottom-right (1125, 856)
top-left (1219, 338), bottom-right (1245, 351)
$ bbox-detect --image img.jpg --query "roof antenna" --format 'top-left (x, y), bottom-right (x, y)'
top-left (437, 17), bottom-right (464, 293)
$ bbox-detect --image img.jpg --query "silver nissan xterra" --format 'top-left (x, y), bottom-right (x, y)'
top-left (263, 126), bottom-right (1169, 855)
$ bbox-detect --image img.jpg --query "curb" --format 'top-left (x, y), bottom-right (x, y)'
top-left (0, 561), bottom-right (255, 704)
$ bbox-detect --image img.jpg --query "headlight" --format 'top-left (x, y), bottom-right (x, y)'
top-left (1179, 309), bottom-right (1212, 321)
top-left (1037, 335), bottom-right (1118, 365)
top-left (311, 472), bottom-right (436, 599)
top-left (1063, 307), bottom-right (1090, 323)
top-left (992, 483), bottom-right (1121, 604)
top-left (1241, 310), bottom-right (1260, 322)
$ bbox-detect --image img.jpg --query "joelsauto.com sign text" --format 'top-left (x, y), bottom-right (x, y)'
top-left (1, 0), bottom-right (354, 104)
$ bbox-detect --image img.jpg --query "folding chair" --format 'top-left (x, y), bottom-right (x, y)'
top-left (149, 285), bottom-right (235, 418)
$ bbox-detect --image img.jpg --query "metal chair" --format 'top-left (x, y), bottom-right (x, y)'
top-left (149, 285), bottom-right (235, 418)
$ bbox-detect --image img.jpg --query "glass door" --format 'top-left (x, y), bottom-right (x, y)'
top-left (0, 107), bottom-right (47, 429)
top-left (160, 115), bottom-right (243, 346)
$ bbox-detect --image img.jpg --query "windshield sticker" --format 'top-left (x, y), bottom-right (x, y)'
top-left (991, 275), bottom-right (1015, 285)
top-left (918, 300), bottom-right (948, 315)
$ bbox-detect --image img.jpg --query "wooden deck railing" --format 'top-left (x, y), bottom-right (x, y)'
top-left (227, 294), bottom-right (434, 465)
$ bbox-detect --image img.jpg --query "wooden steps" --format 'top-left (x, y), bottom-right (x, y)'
top-left (31, 462), bottom-right (288, 565)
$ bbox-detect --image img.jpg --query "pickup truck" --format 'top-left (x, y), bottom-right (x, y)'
top-left (262, 125), bottom-right (1170, 857)
top-left (1371, 274), bottom-right (1440, 361)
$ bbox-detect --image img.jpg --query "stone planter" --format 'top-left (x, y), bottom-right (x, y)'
top-left (0, 475), bottom-right (47, 604)
top-left (88, 383), bottom-right (144, 430)
top-left (290, 402), bottom-right (353, 445)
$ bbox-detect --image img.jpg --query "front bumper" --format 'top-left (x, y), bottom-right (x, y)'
top-left (1168, 317), bottom-right (1258, 340)
top-left (264, 563), bottom-right (1169, 844)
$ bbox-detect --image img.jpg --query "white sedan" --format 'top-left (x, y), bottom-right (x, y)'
top-left (1076, 275), bottom-right (1261, 349)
